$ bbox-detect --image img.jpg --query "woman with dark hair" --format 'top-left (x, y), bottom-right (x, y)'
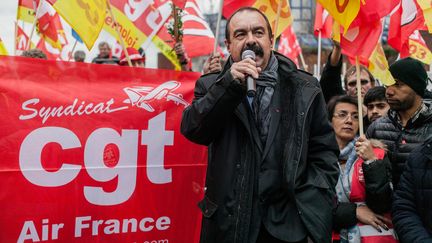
top-left (328, 95), bottom-right (397, 243)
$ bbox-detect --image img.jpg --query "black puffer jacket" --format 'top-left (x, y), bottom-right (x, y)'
top-left (366, 102), bottom-right (432, 187)
top-left (392, 136), bottom-right (432, 242)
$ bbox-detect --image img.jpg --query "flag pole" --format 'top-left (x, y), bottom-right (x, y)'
top-left (317, 31), bottom-right (322, 76)
top-left (299, 50), bottom-right (308, 71)
top-left (355, 56), bottom-right (364, 136)
top-left (27, 0), bottom-right (42, 50)
top-left (68, 39), bottom-right (78, 62)
top-left (213, 0), bottom-right (224, 54)
top-left (106, 0), bottom-right (132, 67)
top-left (272, 0), bottom-right (283, 49)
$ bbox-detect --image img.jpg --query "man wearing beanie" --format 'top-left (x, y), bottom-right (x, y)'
top-left (366, 57), bottom-right (432, 188)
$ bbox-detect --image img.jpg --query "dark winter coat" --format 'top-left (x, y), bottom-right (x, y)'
top-left (181, 52), bottom-right (340, 243)
top-left (392, 136), bottom-right (432, 242)
top-left (366, 102), bottom-right (432, 187)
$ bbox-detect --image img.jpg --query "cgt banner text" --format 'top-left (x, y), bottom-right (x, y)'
top-left (0, 57), bottom-right (207, 243)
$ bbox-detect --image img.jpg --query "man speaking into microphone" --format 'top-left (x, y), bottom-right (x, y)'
top-left (181, 7), bottom-right (339, 243)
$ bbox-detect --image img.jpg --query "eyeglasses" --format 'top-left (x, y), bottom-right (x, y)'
top-left (333, 111), bottom-right (359, 121)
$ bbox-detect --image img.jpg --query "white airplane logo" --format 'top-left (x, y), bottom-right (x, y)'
top-left (123, 81), bottom-right (189, 112)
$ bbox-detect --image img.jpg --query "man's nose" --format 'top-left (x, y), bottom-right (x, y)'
top-left (246, 32), bottom-right (256, 43)
top-left (386, 87), bottom-right (394, 96)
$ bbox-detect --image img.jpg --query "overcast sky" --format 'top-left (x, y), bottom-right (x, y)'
top-left (0, 0), bottom-right (221, 54)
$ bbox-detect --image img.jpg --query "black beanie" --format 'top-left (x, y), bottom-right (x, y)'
top-left (389, 57), bottom-right (427, 97)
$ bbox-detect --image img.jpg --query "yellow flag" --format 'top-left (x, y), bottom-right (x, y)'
top-left (408, 39), bottom-right (432, 65)
top-left (49, 0), bottom-right (107, 49)
top-left (368, 43), bottom-right (395, 86)
top-left (103, 6), bottom-right (181, 70)
top-left (417, 0), bottom-right (432, 33)
top-left (332, 21), bottom-right (341, 43)
top-left (0, 38), bottom-right (8, 55)
top-left (16, 0), bottom-right (36, 23)
top-left (253, 0), bottom-right (293, 37)
top-left (318, 0), bottom-right (361, 32)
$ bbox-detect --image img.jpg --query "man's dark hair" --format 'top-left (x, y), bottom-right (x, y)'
top-left (21, 48), bottom-right (47, 59)
top-left (343, 65), bottom-right (376, 87)
top-left (225, 7), bottom-right (273, 42)
top-left (327, 95), bottom-right (358, 121)
top-left (363, 86), bottom-right (386, 106)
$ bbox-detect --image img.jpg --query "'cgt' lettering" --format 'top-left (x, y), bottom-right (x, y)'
top-left (19, 112), bottom-right (173, 206)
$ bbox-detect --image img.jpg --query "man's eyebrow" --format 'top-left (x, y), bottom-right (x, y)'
top-left (233, 28), bottom-right (246, 36)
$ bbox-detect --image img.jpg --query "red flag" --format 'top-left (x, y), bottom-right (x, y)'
top-left (36, 0), bottom-right (67, 50)
top-left (222, 0), bottom-right (256, 19)
top-left (388, 0), bottom-right (427, 51)
top-left (222, 0), bottom-right (293, 37)
top-left (36, 38), bottom-right (60, 60)
top-left (341, 21), bottom-right (382, 61)
top-left (16, 0), bottom-right (39, 23)
top-left (16, 25), bottom-right (32, 51)
top-left (0, 56), bottom-right (206, 243)
top-left (314, 3), bottom-right (333, 38)
top-left (157, 0), bottom-right (215, 58)
top-left (400, 30), bottom-right (432, 64)
top-left (351, 0), bottom-right (399, 27)
top-left (172, 0), bottom-right (187, 8)
top-left (278, 25), bottom-right (301, 65)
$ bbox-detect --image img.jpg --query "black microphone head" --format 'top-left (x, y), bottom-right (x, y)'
top-left (241, 50), bottom-right (256, 60)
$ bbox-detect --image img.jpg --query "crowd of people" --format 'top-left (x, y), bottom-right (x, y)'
top-left (15, 6), bottom-right (432, 243)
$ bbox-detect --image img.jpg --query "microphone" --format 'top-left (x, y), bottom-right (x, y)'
top-left (241, 50), bottom-right (256, 97)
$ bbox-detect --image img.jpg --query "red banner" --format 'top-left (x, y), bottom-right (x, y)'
top-left (0, 57), bottom-right (207, 243)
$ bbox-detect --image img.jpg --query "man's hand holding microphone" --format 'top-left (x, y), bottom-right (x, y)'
top-left (230, 50), bottom-right (261, 97)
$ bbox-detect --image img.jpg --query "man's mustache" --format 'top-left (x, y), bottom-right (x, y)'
top-left (242, 44), bottom-right (264, 58)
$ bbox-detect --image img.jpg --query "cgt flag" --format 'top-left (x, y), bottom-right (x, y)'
top-left (46, 0), bottom-right (107, 49)
top-left (278, 25), bottom-right (301, 66)
top-left (16, 0), bottom-right (38, 23)
top-left (16, 25), bottom-right (35, 51)
top-left (317, 0), bottom-right (361, 32)
top-left (350, 0), bottom-right (399, 27)
top-left (223, 0), bottom-right (293, 37)
top-left (36, 0), bottom-right (67, 50)
top-left (340, 20), bottom-right (382, 61)
top-left (0, 56), bottom-right (207, 243)
top-left (157, 0), bottom-right (215, 59)
top-left (401, 30), bottom-right (432, 64)
top-left (388, 0), bottom-right (426, 51)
